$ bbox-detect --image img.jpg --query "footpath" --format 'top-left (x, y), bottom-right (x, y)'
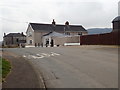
top-left (2, 51), bottom-right (45, 89)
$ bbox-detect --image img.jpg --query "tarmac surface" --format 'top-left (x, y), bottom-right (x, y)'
top-left (2, 51), bottom-right (44, 88)
top-left (2, 45), bottom-right (118, 88)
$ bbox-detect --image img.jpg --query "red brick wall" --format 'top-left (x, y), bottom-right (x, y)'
top-left (80, 31), bottom-right (120, 45)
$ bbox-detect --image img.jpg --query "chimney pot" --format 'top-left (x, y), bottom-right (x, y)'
top-left (21, 32), bottom-right (24, 35)
top-left (4, 33), bottom-right (6, 36)
top-left (65, 21), bottom-right (69, 25)
top-left (52, 19), bottom-right (56, 25)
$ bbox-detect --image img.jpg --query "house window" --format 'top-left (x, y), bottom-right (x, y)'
top-left (28, 31), bottom-right (32, 37)
top-left (16, 38), bottom-right (19, 42)
top-left (6, 42), bottom-right (7, 45)
top-left (78, 32), bottom-right (82, 35)
top-left (65, 32), bottom-right (70, 35)
top-left (29, 40), bottom-right (32, 45)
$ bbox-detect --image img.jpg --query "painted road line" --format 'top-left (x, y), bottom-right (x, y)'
top-left (51, 52), bottom-right (60, 56)
top-left (23, 52), bottom-right (60, 59)
top-left (31, 55), bottom-right (44, 59)
top-left (40, 53), bottom-right (51, 57)
top-left (36, 54), bottom-right (45, 58)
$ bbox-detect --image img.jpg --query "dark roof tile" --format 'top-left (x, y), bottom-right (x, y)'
top-left (4, 33), bottom-right (26, 37)
top-left (112, 16), bottom-right (120, 22)
top-left (30, 23), bottom-right (87, 32)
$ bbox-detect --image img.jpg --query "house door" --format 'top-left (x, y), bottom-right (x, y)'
top-left (46, 39), bottom-right (49, 47)
top-left (50, 39), bottom-right (54, 47)
top-left (30, 40), bottom-right (32, 45)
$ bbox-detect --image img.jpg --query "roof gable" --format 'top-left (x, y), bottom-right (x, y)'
top-left (43, 31), bottom-right (68, 37)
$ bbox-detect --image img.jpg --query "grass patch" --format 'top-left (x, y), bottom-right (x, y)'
top-left (0, 58), bottom-right (11, 82)
top-left (0, 57), bottom-right (2, 82)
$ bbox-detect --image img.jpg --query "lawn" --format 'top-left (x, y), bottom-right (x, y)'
top-left (0, 57), bottom-right (11, 82)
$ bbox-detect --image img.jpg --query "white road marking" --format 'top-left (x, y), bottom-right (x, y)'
top-left (23, 52), bottom-right (60, 59)
top-left (34, 55), bottom-right (44, 59)
top-left (36, 54), bottom-right (45, 58)
top-left (51, 52), bottom-right (60, 56)
top-left (41, 53), bottom-right (51, 57)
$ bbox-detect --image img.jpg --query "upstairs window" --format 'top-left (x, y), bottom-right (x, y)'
top-left (28, 31), bottom-right (32, 37)
top-left (78, 32), bottom-right (82, 35)
top-left (16, 38), bottom-right (19, 42)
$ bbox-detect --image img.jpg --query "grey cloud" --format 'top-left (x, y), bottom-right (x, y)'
top-left (0, 0), bottom-right (119, 40)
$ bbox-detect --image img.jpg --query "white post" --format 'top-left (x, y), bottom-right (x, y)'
top-left (79, 35), bottom-right (80, 45)
top-left (20, 43), bottom-right (21, 48)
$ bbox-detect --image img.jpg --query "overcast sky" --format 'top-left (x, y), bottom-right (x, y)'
top-left (0, 0), bottom-right (119, 41)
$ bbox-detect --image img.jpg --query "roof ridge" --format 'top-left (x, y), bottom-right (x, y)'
top-left (4, 33), bottom-right (26, 37)
top-left (29, 22), bottom-right (86, 32)
top-left (30, 23), bottom-right (82, 26)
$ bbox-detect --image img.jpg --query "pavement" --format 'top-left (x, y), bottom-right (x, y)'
top-left (2, 51), bottom-right (45, 88)
top-left (2, 45), bottom-right (118, 88)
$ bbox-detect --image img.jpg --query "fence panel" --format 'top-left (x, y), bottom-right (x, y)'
top-left (80, 32), bottom-right (119, 45)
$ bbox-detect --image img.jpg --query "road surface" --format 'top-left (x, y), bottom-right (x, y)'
top-left (3, 46), bottom-right (118, 88)
top-left (2, 51), bottom-right (43, 88)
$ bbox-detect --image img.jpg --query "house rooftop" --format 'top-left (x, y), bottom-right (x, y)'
top-left (43, 31), bottom-right (68, 37)
top-left (29, 23), bottom-right (87, 32)
top-left (112, 16), bottom-right (120, 22)
top-left (4, 33), bottom-right (26, 37)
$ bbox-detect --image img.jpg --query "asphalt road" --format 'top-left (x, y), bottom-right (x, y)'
top-left (3, 46), bottom-right (118, 88)
top-left (2, 51), bottom-right (42, 88)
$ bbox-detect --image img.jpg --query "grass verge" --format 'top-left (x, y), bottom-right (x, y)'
top-left (0, 57), bottom-right (1, 82)
top-left (0, 58), bottom-right (11, 82)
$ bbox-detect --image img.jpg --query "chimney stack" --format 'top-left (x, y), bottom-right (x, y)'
top-left (65, 21), bottom-right (69, 25)
top-left (64, 21), bottom-right (70, 33)
top-left (21, 32), bottom-right (24, 35)
top-left (52, 19), bottom-right (56, 25)
top-left (4, 33), bottom-right (6, 36)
